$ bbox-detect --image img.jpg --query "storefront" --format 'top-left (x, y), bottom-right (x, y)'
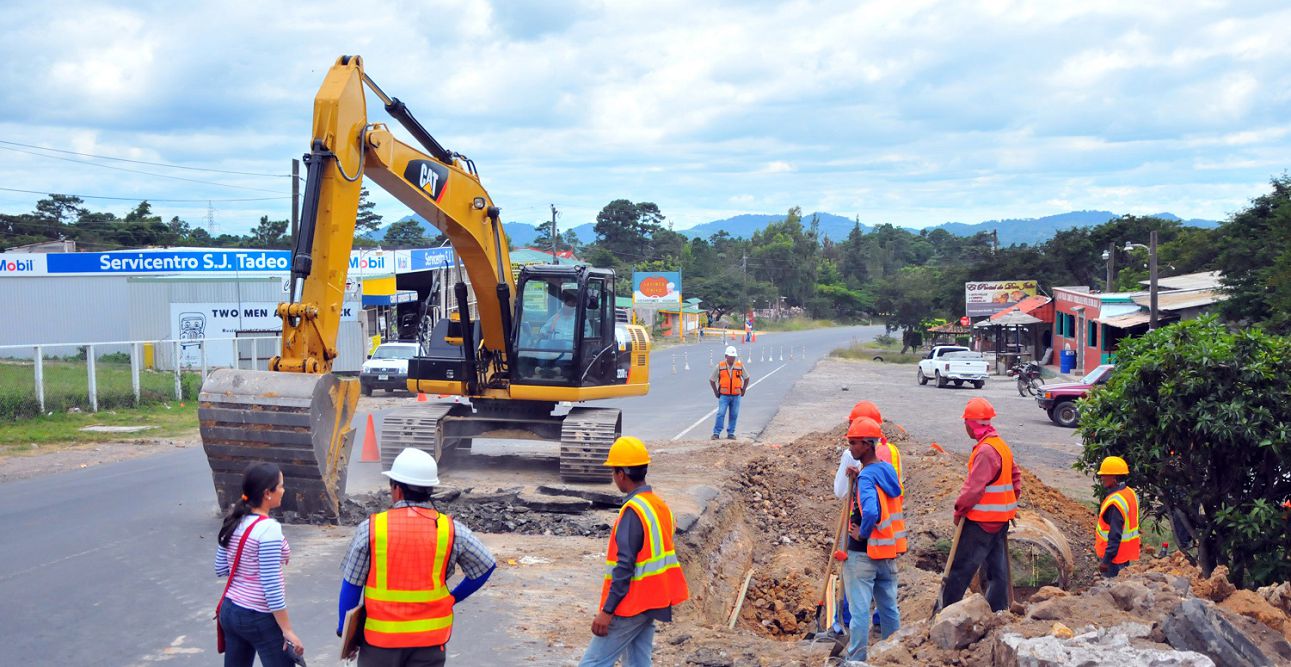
top-left (1053, 287), bottom-right (1146, 375)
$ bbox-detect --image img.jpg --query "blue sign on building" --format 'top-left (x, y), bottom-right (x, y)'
top-left (45, 251), bottom-right (292, 274)
top-left (410, 247), bottom-right (454, 271)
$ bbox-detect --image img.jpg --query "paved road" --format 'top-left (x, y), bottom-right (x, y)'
top-left (0, 325), bottom-right (880, 666)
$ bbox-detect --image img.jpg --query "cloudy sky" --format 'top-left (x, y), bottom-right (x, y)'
top-left (1, 0), bottom-right (1288, 235)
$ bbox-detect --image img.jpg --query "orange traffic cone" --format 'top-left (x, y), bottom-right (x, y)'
top-left (360, 413), bottom-right (379, 462)
top-left (417, 392), bottom-right (428, 402)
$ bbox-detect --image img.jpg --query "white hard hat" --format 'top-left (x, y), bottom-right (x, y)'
top-left (383, 448), bottom-right (440, 487)
top-left (725, 346), bottom-right (738, 357)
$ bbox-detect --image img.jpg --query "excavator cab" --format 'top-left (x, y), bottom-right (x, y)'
top-left (511, 266), bottom-right (619, 387)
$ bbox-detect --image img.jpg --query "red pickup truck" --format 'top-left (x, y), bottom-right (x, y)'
top-left (1036, 364), bottom-right (1115, 427)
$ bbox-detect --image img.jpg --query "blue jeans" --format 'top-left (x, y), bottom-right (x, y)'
top-left (579, 614), bottom-right (655, 667)
top-left (219, 600), bottom-right (293, 667)
top-left (713, 394), bottom-right (741, 436)
top-left (841, 552), bottom-right (900, 663)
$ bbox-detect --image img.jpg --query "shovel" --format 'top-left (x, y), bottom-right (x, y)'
top-left (807, 484), bottom-right (853, 640)
top-left (929, 518), bottom-right (966, 620)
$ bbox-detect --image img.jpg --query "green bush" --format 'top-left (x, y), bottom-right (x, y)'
top-left (1076, 317), bottom-right (1291, 588)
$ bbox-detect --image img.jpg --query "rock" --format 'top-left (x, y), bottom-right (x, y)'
top-left (668, 633), bottom-right (691, 646)
top-left (514, 492), bottom-right (591, 514)
top-left (1029, 586), bottom-right (1069, 604)
top-left (675, 512), bottom-right (700, 534)
top-left (931, 593), bottom-right (993, 650)
top-left (870, 622), bottom-right (925, 661)
top-left (430, 486), bottom-right (461, 502)
top-left (534, 484), bottom-right (622, 507)
top-left (1193, 566), bottom-right (1237, 602)
top-left (1257, 582), bottom-right (1291, 616)
top-left (1028, 596), bottom-right (1079, 621)
top-left (1163, 597), bottom-right (1276, 667)
top-left (996, 631), bottom-right (1215, 667)
top-left (1221, 590), bottom-right (1291, 641)
top-left (1109, 580), bottom-right (1155, 612)
top-left (1050, 622), bottom-right (1073, 639)
top-left (461, 487), bottom-right (521, 504)
top-left (687, 647), bottom-right (733, 667)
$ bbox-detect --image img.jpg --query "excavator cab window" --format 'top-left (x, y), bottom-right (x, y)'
top-left (512, 270), bottom-right (618, 385)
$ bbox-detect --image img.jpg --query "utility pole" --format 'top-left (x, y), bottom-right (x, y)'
top-left (1148, 230), bottom-right (1159, 331)
top-left (1105, 242), bottom-right (1116, 293)
top-left (741, 250), bottom-right (748, 315)
top-left (549, 204), bottom-right (558, 263)
top-left (991, 229), bottom-right (999, 255)
top-left (291, 158), bottom-right (300, 241)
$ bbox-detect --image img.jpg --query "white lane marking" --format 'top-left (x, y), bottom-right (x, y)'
top-left (670, 363), bottom-right (788, 441)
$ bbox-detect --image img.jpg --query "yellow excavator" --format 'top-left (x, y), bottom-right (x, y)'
top-left (199, 56), bottom-right (651, 517)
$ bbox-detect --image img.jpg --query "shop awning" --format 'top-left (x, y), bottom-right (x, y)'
top-left (1098, 311), bottom-right (1151, 329)
top-left (362, 290), bottom-right (419, 307)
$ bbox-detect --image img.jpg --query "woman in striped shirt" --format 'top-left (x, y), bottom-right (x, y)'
top-left (215, 463), bottom-right (303, 666)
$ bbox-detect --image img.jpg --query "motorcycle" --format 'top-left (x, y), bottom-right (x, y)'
top-left (1007, 360), bottom-right (1044, 397)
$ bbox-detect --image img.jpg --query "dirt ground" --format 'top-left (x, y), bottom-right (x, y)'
top-left (0, 358), bottom-right (1148, 666)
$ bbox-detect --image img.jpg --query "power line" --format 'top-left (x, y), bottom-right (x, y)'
top-left (0, 144), bottom-right (286, 194)
top-left (0, 139), bottom-right (291, 177)
top-left (0, 186), bottom-right (289, 203)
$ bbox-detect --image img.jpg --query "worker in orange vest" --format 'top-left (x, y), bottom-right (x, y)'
top-left (1095, 456), bottom-right (1140, 578)
top-left (337, 448), bottom-right (497, 666)
top-left (840, 417), bottom-right (903, 663)
top-left (580, 437), bottom-right (689, 667)
top-left (833, 402), bottom-right (907, 634)
top-left (940, 397), bottom-right (1020, 612)
top-left (709, 346), bottom-right (750, 440)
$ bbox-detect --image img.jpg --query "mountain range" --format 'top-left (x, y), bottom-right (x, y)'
top-left (384, 209), bottom-right (1219, 249)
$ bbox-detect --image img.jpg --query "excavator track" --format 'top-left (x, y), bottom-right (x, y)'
top-left (380, 402), bottom-right (457, 469)
top-left (559, 407), bottom-right (622, 482)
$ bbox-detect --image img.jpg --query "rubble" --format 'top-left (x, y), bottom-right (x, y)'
top-left (534, 484), bottom-right (622, 507)
top-left (1162, 598), bottom-right (1291, 667)
top-left (930, 594), bottom-right (994, 649)
top-left (996, 628), bottom-right (1216, 666)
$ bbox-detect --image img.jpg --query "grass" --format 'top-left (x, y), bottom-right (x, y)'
top-left (0, 359), bottom-right (203, 421)
top-left (755, 317), bottom-right (841, 332)
top-left (0, 401), bottom-right (199, 452)
top-left (831, 342), bottom-right (923, 364)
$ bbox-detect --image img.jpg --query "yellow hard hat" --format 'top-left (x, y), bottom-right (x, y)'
top-left (1097, 456), bottom-right (1129, 476)
top-left (603, 436), bottom-right (651, 467)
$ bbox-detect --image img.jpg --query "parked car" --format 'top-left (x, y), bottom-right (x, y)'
top-left (917, 345), bottom-right (989, 389)
top-left (360, 342), bottom-right (419, 395)
top-left (1037, 363), bottom-right (1115, 427)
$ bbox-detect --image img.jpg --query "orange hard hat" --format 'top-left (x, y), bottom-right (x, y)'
top-left (847, 417), bottom-right (883, 440)
top-left (963, 397), bottom-right (996, 421)
top-left (848, 401), bottom-right (882, 424)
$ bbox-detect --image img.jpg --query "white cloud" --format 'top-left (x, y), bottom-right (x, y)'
top-left (0, 0), bottom-right (1288, 233)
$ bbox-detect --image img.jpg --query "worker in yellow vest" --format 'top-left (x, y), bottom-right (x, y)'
top-left (840, 417), bottom-right (903, 663)
top-left (337, 448), bottom-right (497, 666)
top-left (1095, 456), bottom-right (1140, 578)
top-left (941, 397), bottom-right (1020, 612)
top-left (843, 401), bottom-right (906, 553)
top-left (580, 437), bottom-right (689, 667)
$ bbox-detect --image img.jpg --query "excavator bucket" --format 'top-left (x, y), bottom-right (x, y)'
top-left (199, 369), bottom-right (360, 519)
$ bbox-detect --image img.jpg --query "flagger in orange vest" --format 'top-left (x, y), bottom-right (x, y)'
top-left (940, 397), bottom-right (1021, 612)
top-left (839, 417), bottom-right (903, 664)
top-left (580, 437), bottom-right (689, 667)
top-left (1095, 456), bottom-right (1140, 578)
top-left (337, 448), bottom-right (497, 665)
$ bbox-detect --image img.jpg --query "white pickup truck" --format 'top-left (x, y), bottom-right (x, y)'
top-left (917, 345), bottom-right (989, 389)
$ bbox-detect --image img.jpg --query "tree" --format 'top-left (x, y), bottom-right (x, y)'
top-left (1076, 318), bottom-right (1291, 587)
top-left (383, 218), bottom-right (427, 248)
top-left (250, 215), bottom-right (289, 248)
top-left (593, 199), bottom-right (666, 262)
top-left (355, 188), bottom-right (383, 236)
top-left (1217, 176), bottom-right (1291, 333)
top-left (35, 194), bottom-right (86, 224)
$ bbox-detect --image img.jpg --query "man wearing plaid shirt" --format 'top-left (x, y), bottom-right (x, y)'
top-left (338, 448), bottom-right (496, 666)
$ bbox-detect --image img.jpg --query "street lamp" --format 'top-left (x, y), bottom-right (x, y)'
top-left (1122, 232), bottom-right (1159, 330)
top-left (1100, 243), bottom-right (1117, 293)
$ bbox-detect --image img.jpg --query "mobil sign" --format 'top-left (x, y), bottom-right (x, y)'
top-left (0, 254), bottom-right (46, 274)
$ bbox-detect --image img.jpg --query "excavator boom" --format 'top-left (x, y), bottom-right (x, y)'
top-left (200, 56), bottom-right (647, 518)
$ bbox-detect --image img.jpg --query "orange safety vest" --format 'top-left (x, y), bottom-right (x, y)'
top-left (1095, 486), bottom-right (1141, 564)
top-left (600, 491), bottom-right (690, 617)
top-left (965, 436), bottom-right (1018, 523)
top-left (364, 507), bottom-right (456, 648)
top-left (881, 440), bottom-right (907, 554)
top-left (854, 481), bottom-right (898, 559)
top-left (717, 361), bottom-right (745, 395)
